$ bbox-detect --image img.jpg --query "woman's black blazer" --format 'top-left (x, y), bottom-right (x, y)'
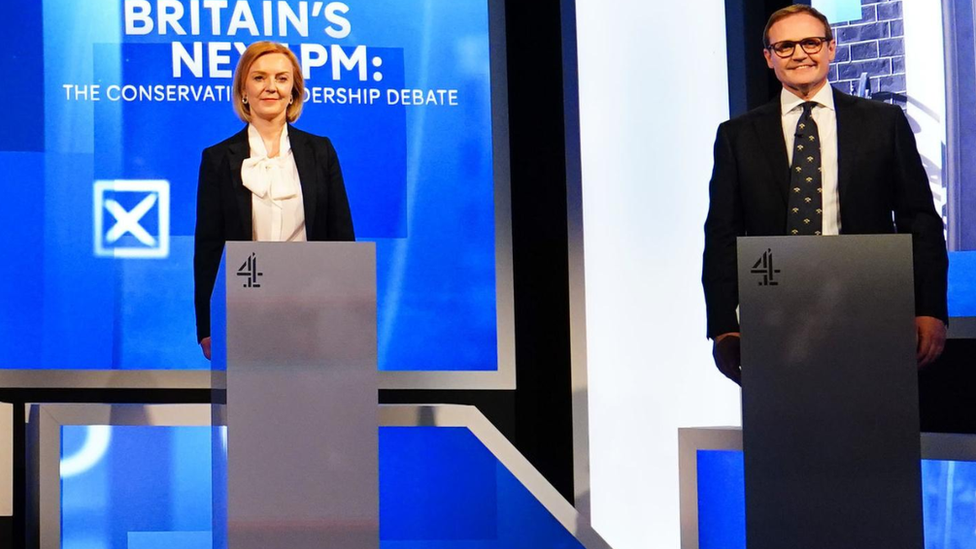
top-left (193, 125), bottom-right (355, 342)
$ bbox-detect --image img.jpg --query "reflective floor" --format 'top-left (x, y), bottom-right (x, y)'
top-left (61, 426), bottom-right (584, 549)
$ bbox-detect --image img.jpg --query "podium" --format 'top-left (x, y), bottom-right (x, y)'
top-left (737, 235), bottom-right (922, 549)
top-left (211, 242), bottom-right (378, 549)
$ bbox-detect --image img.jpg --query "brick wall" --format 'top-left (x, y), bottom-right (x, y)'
top-left (828, 0), bottom-right (905, 100)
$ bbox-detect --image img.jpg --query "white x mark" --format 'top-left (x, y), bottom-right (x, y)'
top-left (104, 194), bottom-right (157, 246)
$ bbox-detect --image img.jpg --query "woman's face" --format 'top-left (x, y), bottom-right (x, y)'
top-left (243, 53), bottom-right (295, 123)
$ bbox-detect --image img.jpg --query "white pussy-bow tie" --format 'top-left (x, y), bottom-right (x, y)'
top-left (242, 154), bottom-right (298, 200)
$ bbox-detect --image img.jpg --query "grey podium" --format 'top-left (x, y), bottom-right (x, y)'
top-left (211, 242), bottom-right (378, 549)
top-left (737, 235), bottom-right (922, 549)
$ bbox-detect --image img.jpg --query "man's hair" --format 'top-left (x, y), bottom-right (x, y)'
top-left (232, 41), bottom-right (305, 123)
top-left (762, 5), bottom-right (834, 48)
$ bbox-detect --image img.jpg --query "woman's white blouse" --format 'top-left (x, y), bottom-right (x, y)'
top-left (241, 124), bottom-right (307, 242)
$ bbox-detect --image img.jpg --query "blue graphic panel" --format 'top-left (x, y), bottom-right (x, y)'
top-left (948, 251), bottom-right (976, 317)
top-left (62, 426), bottom-right (585, 549)
top-left (128, 531), bottom-right (212, 549)
top-left (697, 450), bottom-right (745, 549)
top-left (921, 460), bottom-right (976, 549)
top-left (0, 153), bottom-right (44, 367)
top-left (0, 0), bottom-right (43, 151)
top-left (696, 450), bottom-right (976, 549)
top-left (380, 427), bottom-right (497, 539)
top-left (61, 426), bottom-right (213, 549)
top-left (3, 0), bottom-right (500, 372)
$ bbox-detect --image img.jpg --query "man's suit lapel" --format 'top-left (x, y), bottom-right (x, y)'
top-left (833, 87), bottom-right (861, 212)
top-left (752, 99), bottom-right (790, 205)
top-left (227, 128), bottom-right (252, 240)
top-left (289, 126), bottom-right (318, 236)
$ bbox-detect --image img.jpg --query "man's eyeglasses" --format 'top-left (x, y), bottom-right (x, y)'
top-left (767, 37), bottom-right (830, 58)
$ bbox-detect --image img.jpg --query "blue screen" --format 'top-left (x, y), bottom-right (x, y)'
top-left (948, 251), bottom-right (976, 317)
top-left (697, 450), bottom-right (976, 549)
top-left (1, 0), bottom-right (501, 372)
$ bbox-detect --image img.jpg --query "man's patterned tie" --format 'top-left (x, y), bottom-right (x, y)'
top-left (787, 101), bottom-right (823, 236)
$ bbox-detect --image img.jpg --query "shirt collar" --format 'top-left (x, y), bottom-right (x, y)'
top-left (780, 82), bottom-right (836, 115)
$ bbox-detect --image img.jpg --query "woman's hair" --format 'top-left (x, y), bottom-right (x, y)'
top-left (232, 41), bottom-right (305, 123)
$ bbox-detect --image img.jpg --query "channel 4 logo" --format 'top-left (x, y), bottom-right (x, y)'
top-left (237, 252), bottom-right (263, 288)
top-left (751, 248), bottom-right (781, 286)
top-left (93, 180), bottom-right (170, 259)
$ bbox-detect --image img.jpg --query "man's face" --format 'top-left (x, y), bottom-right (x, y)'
top-left (764, 13), bottom-right (836, 97)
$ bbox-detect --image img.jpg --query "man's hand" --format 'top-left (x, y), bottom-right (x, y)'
top-left (916, 316), bottom-right (946, 368)
top-left (200, 337), bottom-right (212, 361)
top-left (712, 332), bottom-right (742, 385)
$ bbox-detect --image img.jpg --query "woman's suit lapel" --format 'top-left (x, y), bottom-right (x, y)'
top-left (226, 128), bottom-right (252, 240)
top-left (288, 126), bottom-right (319, 237)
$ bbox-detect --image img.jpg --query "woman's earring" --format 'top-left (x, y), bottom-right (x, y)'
top-left (289, 97), bottom-right (294, 105)
top-left (242, 96), bottom-right (248, 104)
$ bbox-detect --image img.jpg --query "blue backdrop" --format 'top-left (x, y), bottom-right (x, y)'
top-left (0, 0), bottom-right (500, 372)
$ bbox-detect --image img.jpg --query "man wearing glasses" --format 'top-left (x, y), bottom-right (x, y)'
top-left (702, 5), bottom-right (948, 384)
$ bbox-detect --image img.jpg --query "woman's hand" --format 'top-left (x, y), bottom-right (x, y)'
top-left (201, 337), bottom-right (212, 361)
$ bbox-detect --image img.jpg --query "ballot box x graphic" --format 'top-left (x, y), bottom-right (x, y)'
top-left (93, 180), bottom-right (170, 259)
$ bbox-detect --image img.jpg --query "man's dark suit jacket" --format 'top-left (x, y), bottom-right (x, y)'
top-left (194, 125), bottom-right (356, 343)
top-left (702, 87), bottom-right (948, 339)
